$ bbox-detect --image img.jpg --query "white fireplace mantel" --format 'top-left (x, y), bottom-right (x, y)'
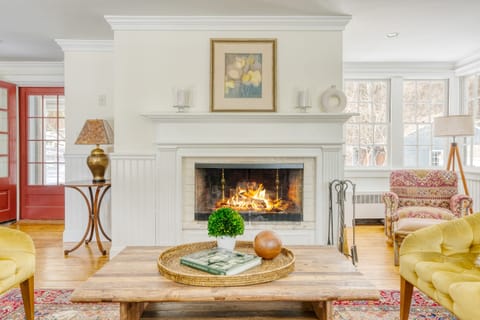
top-left (110, 112), bottom-right (356, 251)
top-left (141, 112), bottom-right (357, 146)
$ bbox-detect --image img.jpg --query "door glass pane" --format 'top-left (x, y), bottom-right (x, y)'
top-left (44, 118), bottom-right (57, 140)
top-left (44, 164), bottom-right (57, 185)
top-left (0, 88), bottom-right (7, 108)
top-left (58, 96), bottom-right (65, 117)
top-left (58, 118), bottom-right (65, 139)
top-left (44, 96), bottom-right (58, 117)
top-left (28, 118), bottom-right (43, 140)
top-left (0, 110), bottom-right (7, 132)
top-left (27, 141), bottom-right (43, 162)
top-left (28, 96), bottom-right (42, 116)
top-left (28, 164), bottom-right (42, 185)
top-left (58, 164), bottom-right (65, 184)
top-left (0, 134), bottom-right (7, 154)
top-left (0, 156), bottom-right (7, 177)
top-left (58, 141), bottom-right (65, 162)
top-left (44, 141), bottom-right (57, 162)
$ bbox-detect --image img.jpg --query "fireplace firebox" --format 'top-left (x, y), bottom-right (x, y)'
top-left (195, 163), bottom-right (303, 222)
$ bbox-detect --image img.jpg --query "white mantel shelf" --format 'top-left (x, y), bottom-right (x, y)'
top-left (141, 112), bottom-right (358, 123)
top-left (141, 112), bottom-right (356, 146)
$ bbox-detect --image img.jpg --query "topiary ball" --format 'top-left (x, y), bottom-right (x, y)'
top-left (253, 230), bottom-right (282, 259)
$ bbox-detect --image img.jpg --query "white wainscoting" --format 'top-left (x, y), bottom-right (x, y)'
top-left (110, 154), bottom-right (157, 252)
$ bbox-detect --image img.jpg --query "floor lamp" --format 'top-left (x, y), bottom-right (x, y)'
top-left (433, 115), bottom-right (474, 206)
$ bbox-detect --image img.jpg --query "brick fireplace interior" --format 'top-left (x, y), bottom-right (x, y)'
top-left (194, 163), bottom-right (304, 222)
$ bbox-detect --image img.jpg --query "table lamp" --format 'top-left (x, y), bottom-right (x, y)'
top-left (433, 115), bottom-right (474, 197)
top-left (75, 119), bottom-right (114, 183)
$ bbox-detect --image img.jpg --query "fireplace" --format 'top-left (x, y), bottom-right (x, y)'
top-left (121, 113), bottom-right (354, 248)
top-left (194, 163), bottom-right (304, 222)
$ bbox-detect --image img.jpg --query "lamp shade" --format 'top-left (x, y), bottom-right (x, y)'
top-left (75, 119), bottom-right (114, 145)
top-left (433, 115), bottom-right (475, 137)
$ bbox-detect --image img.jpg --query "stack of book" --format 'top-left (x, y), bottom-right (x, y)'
top-left (180, 247), bottom-right (262, 275)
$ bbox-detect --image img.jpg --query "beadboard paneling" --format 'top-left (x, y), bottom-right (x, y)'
top-left (110, 154), bottom-right (156, 248)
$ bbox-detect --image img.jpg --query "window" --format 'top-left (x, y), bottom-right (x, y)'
top-left (464, 74), bottom-right (480, 166)
top-left (26, 94), bottom-right (65, 185)
top-left (402, 80), bottom-right (447, 167)
top-left (344, 80), bottom-right (389, 167)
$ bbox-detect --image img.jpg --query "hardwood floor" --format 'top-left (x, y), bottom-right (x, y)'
top-left (6, 222), bottom-right (400, 290)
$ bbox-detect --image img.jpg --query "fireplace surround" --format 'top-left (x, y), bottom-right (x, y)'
top-left (110, 113), bottom-right (355, 249)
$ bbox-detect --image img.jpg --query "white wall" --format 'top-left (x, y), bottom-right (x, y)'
top-left (62, 49), bottom-right (114, 241)
top-left (113, 30), bottom-right (343, 153)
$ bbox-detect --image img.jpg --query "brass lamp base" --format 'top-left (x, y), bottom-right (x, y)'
top-left (87, 144), bottom-right (109, 183)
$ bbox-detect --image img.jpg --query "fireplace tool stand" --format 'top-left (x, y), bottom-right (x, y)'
top-left (328, 179), bottom-right (358, 265)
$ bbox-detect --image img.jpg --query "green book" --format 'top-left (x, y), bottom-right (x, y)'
top-left (180, 247), bottom-right (262, 275)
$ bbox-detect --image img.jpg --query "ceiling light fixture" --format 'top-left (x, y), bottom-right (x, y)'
top-left (385, 32), bottom-right (399, 39)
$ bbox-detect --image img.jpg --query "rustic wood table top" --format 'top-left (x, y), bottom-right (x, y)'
top-left (71, 245), bottom-right (379, 320)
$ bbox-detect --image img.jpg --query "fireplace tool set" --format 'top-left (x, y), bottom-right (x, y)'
top-left (328, 179), bottom-right (358, 265)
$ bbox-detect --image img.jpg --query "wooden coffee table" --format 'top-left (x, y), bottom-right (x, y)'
top-left (71, 245), bottom-right (379, 320)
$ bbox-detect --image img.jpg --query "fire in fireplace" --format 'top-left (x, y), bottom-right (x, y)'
top-left (195, 163), bottom-right (303, 222)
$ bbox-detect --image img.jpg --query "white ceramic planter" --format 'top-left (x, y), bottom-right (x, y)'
top-left (216, 236), bottom-right (236, 251)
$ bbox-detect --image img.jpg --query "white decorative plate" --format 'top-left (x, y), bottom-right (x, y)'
top-left (321, 85), bottom-right (347, 113)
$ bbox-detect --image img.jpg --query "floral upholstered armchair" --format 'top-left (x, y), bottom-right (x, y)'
top-left (383, 170), bottom-right (472, 266)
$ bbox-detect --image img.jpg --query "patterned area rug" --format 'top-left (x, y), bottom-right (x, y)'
top-left (0, 288), bottom-right (457, 319)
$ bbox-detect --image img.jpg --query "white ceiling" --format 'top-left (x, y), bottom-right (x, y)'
top-left (1, 0), bottom-right (480, 63)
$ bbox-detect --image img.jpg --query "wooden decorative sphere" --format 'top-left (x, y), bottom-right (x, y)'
top-left (253, 230), bottom-right (282, 259)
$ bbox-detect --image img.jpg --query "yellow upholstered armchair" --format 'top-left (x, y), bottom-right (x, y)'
top-left (383, 170), bottom-right (472, 265)
top-left (399, 213), bottom-right (480, 320)
top-left (0, 227), bottom-right (35, 320)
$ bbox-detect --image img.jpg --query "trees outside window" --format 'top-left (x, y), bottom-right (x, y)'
top-left (403, 80), bottom-right (447, 167)
top-left (344, 78), bottom-right (448, 168)
top-left (344, 80), bottom-right (389, 167)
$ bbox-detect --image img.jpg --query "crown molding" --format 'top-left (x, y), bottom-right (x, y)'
top-left (455, 49), bottom-right (480, 76)
top-left (55, 39), bottom-right (114, 52)
top-left (344, 61), bottom-right (455, 78)
top-left (104, 15), bottom-right (351, 31)
top-left (0, 61), bottom-right (64, 86)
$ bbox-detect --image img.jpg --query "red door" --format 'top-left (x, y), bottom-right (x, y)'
top-left (0, 81), bottom-right (17, 223)
top-left (19, 87), bottom-right (65, 219)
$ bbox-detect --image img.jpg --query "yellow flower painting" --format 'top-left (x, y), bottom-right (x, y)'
top-left (224, 53), bottom-right (262, 98)
top-left (210, 39), bottom-right (276, 112)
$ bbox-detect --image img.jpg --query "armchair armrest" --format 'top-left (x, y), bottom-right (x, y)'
top-left (450, 194), bottom-right (473, 217)
top-left (383, 192), bottom-right (399, 241)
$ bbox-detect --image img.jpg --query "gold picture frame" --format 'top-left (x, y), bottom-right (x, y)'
top-left (210, 39), bottom-right (277, 112)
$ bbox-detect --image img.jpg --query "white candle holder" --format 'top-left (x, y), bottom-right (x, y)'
top-left (295, 89), bottom-right (311, 113)
top-left (173, 88), bottom-right (190, 113)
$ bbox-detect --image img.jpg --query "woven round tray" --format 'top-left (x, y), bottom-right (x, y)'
top-left (157, 241), bottom-right (295, 287)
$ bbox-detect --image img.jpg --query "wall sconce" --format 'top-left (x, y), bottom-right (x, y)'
top-left (75, 119), bottom-right (114, 183)
top-left (295, 89), bottom-right (311, 113)
top-left (173, 88), bottom-right (190, 113)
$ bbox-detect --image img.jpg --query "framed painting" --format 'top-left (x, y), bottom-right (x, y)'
top-left (210, 39), bottom-right (277, 112)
